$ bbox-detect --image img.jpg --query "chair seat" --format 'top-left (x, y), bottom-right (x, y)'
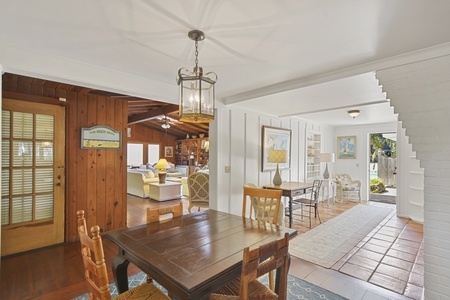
top-left (342, 186), bottom-right (359, 191)
top-left (210, 277), bottom-right (278, 300)
top-left (116, 282), bottom-right (169, 300)
top-left (292, 197), bottom-right (313, 205)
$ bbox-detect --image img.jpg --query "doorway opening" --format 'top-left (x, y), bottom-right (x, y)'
top-left (369, 132), bottom-right (397, 204)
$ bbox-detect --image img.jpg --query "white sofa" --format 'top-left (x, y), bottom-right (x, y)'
top-left (181, 177), bottom-right (189, 196)
top-left (127, 169), bottom-right (183, 198)
top-left (127, 170), bottom-right (159, 198)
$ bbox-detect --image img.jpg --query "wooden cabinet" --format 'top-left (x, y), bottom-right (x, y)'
top-left (175, 137), bottom-right (209, 169)
top-left (306, 130), bottom-right (321, 180)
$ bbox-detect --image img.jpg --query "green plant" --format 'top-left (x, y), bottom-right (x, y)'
top-left (370, 178), bottom-right (386, 193)
top-left (369, 133), bottom-right (397, 162)
top-left (370, 178), bottom-right (383, 185)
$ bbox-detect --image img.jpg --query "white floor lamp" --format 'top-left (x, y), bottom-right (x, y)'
top-left (319, 153), bottom-right (335, 179)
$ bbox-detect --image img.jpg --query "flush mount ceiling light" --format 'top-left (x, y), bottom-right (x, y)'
top-left (177, 29), bottom-right (217, 123)
top-left (347, 110), bottom-right (360, 119)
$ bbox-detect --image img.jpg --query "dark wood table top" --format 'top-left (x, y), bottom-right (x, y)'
top-left (263, 181), bottom-right (313, 191)
top-left (106, 209), bottom-right (297, 299)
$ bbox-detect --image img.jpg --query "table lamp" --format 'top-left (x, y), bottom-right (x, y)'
top-left (319, 153), bottom-right (335, 179)
top-left (268, 150), bottom-right (287, 186)
top-left (154, 158), bottom-right (170, 184)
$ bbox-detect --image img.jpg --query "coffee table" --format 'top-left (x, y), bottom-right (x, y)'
top-left (148, 182), bottom-right (182, 201)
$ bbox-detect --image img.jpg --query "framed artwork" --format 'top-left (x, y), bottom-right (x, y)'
top-left (164, 146), bottom-right (173, 157)
top-left (337, 136), bottom-right (356, 159)
top-left (261, 126), bottom-right (291, 171)
top-left (81, 125), bottom-right (121, 150)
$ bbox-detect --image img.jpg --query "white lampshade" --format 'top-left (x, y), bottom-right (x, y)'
top-left (319, 153), bottom-right (335, 163)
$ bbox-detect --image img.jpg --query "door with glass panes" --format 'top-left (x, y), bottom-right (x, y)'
top-left (2, 99), bottom-right (65, 255)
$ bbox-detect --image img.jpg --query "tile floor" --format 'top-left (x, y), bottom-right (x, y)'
top-left (289, 200), bottom-right (424, 299)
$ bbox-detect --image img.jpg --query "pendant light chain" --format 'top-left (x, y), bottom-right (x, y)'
top-left (194, 39), bottom-right (199, 69)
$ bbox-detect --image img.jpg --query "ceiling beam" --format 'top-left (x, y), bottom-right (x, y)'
top-left (128, 104), bottom-right (179, 125)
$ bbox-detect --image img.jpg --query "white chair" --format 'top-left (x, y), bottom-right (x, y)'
top-left (187, 172), bottom-right (209, 212)
top-left (333, 173), bottom-right (361, 202)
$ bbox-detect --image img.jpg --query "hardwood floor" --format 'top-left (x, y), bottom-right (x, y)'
top-left (0, 195), bottom-right (423, 300)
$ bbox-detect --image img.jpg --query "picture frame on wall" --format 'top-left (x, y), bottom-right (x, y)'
top-left (261, 126), bottom-right (291, 171)
top-left (337, 136), bottom-right (356, 159)
top-left (164, 146), bottom-right (173, 157)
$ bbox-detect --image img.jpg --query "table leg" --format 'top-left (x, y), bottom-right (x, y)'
top-left (112, 254), bottom-right (130, 294)
top-left (288, 197), bottom-right (293, 228)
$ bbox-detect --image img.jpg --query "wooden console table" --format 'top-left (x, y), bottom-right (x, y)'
top-left (263, 182), bottom-right (313, 228)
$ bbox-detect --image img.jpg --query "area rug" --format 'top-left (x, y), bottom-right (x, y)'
top-left (73, 271), bottom-right (348, 300)
top-left (290, 204), bottom-right (393, 268)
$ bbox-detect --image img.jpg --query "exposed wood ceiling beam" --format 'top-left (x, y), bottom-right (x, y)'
top-left (128, 104), bottom-right (179, 125)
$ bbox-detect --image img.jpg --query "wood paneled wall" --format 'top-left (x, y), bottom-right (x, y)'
top-left (127, 123), bottom-right (177, 164)
top-left (65, 91), bottom-right (128, 242)
top-left (2, 74), bottom-right (177, 243)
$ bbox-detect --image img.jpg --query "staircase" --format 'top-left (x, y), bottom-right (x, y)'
top-left (377, 54), bottom-right (450, 299)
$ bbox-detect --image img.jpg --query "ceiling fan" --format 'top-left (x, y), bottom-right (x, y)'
top-left (160, 115), bottom-right (172, 129)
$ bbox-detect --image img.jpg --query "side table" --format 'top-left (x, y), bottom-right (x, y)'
top-left (148, 182), bottom-right (182, 201)
top-left (320, 179), bottom-right (336, 206)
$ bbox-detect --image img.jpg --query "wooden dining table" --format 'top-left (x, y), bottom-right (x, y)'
top-left (263, 182), bottom-right (314, 228)
top-left (106, 209), bottom-right (297, 300)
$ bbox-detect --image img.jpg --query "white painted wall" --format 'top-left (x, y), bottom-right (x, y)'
top-left (377, 55), bottom-right (450, 299)
top-left (333, 122), bottom-right (424, 222)
top-left (334, 122), bottom-right (397, 201)
top-left (208, 104), bottom-right (333, 216)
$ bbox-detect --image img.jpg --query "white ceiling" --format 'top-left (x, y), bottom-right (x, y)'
top-left (1, 0), bottom-right (450, 126)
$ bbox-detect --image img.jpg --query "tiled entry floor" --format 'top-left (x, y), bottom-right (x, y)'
top-left (332, 203), bottom-right (424, 299)
top-left (290, 201), bottom-right (423, 299)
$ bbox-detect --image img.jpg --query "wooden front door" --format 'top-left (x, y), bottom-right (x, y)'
top-left (1, 99), bottom-right (65, 255)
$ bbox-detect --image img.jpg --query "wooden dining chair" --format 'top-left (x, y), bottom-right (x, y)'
top-left (147, 202), bottom-right (183, 224)
top-left (242, 186), bottom-right (282, 226)
top-left (77, 210), bottom-right (170, 300)
top-left (244, 183), bottom-right (285, 226)
top-left (210, 233), bottom-right (290, 300)
top-left (292, 179), bottom-right (322, 228)
top-left (242, 186), bottom-right (282, 291)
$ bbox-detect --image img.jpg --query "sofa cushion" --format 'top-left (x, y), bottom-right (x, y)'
top-left (144, 170), bottom-right (155, 178)
top-left (167, 162), bottom-right (177, 173)
top-left (335, 174), bottom-right (348, 185)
